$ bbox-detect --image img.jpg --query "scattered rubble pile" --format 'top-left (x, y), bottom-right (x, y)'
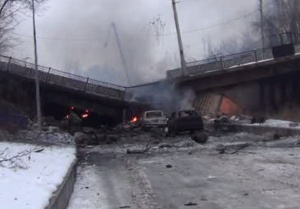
top-left (204, 114), bottom-right (264, 125)
top-left (0, 125), bottom-right (74, 145)
top-left (18, 129), bottom-right (74, 144)
top-left (210, 132), bottom-right (300, 154)
top-left (205, 113), bottom-right (300, 130)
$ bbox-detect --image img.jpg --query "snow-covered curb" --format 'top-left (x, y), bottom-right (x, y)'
top-left (249, 119), bottom-right (300, 130)
top-left (45, 160), bottom-right (77, 209)
top-left (0, 142), bottom-right (76, 209)
top-left (206, 122), bottom-right (300, 136)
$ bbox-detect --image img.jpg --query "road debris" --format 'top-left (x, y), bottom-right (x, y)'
top-left (191, 132), bottom-right (208, 144)
top-left (166, 164), bottom-right (173, 169)
top-left (184, 202), bottom-right (198, 206)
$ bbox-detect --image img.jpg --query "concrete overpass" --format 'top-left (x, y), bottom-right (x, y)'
top-left (2, 40), bottom-right (300, 124)
top-left (0, 55), bottom-right (144, 125)
top-left (128, 43), bottom-right (300, 119)
top-left (170, 44), bottom-right (300, 118)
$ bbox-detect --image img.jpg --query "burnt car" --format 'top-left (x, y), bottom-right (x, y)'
top-left (165, 110), bottom-right (204, 135)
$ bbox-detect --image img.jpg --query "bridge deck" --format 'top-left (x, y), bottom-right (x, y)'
top-left (168, 44), bottom-right (300, 79)
top-left (0, 55), bottom-right (126, 101)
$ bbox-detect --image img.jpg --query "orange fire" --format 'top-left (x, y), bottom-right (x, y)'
top-left (82, 113), bottom-right (89, 118)
top-left (131, 116), bottom-right (138, 123)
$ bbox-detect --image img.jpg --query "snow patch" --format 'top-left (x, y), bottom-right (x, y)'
top-left (250, 119), bottom-right (300, 129)
top-left (0, 142), bottom-right (76, 209)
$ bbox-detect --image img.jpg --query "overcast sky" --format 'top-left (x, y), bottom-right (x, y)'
top-left (11, 0), bottom-right (258, 86)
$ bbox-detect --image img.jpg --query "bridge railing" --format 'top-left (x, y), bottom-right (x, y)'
top-left (0, 55), bottom-right (126, 100)
top-left (168, 44), bottom-right (300, 79)
top-left (186, 48), bottom-right (275, 76)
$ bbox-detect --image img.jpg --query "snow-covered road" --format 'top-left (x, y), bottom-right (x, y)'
top-left (67, 153), bottom-right (156, 209)
top-left (68, 133), bottom-right (300, 209)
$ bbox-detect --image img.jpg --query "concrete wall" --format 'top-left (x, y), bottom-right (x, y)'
top-left (45, 160), bottom-right (77, 209)
top-left (190, 58), bottom-right (300, 120)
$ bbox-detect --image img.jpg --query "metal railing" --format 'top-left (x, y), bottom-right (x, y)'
top-left (167, 43), bottom-right (300, 79)
top-left (0, 55), bottom-right (126, 100)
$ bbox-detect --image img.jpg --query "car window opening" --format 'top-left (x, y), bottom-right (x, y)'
top-left (146, 112), bottom-right (163, 118)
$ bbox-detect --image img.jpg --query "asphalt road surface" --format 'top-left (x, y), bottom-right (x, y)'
top-left (68, 133), bottom-right (300, 209)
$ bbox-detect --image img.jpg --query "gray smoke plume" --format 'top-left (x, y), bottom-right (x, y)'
top-left (127, 80), bottom-right (197, 116)
top-left (12, 0), bottom-right (258, 86)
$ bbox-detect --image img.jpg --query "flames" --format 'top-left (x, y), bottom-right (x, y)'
top-left (82, 113), bottom-right (89, 118)
top-left (66, 107), bottom-right (90, 119)
top-left (131, 116), bottom-right (138, 123)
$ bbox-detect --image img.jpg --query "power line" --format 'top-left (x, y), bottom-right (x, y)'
top-left (157, 0), bottom-right (276, 36)
top-left (12, 2), bottom-right (271, 41)
top-left (12, 32), bottom-right (100, 42)
top-left (156, 8), bottom-right (259, 36)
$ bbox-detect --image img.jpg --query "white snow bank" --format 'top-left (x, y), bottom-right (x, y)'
top-left (250, 119), bottom-right (300, 129)
top-left (0, 142), bottom-right (76, 209)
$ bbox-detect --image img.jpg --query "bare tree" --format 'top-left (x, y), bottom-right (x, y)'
top-left (206, 0), bottom-right (300, 57)
top-left (254, 0), bottom-right (300, 45)
top-left (202, 30), bottom-right (260, 59)
top-left (0, 146), bottom-right (41, 169)
top-left (0, 0), bottom-right (46, 53)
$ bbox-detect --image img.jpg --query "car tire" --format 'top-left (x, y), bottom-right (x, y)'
top-left (164, 126), bottom-right (170, 137)
top-left (170, 127), bottom-right (177, 137)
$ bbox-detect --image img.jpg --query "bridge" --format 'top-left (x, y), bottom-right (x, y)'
top-left (0, 55), bottom-right (134, 125)
top-left (1, 36), bottom-right (300, 124)
top-left (129, 41), bottom-right (300, 119)
top-left (168, 41), bottom-right (300, 118)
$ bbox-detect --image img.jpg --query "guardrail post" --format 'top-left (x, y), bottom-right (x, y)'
top-left (6, 57), bottom-right (12, 72)
top-left (84, 77), bottom-right (89, 92)
top-left (220, 56), bottom-right (224, 69)
top-left (254, 50), bottom-right (258, 62)
top-left (46, 67), bottom-right (51, 83)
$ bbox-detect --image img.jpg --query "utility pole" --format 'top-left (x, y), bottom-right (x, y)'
top-left (32, 0), bottom-right (42, 131)
top-left (111, 23), bottom-right (132, 86)
top-left (172, 0), bottom-right (187, 76)
top-left (259, 0), bottom-right (265, 48)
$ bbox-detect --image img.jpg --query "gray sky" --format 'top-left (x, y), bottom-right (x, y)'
top-left (11, 0), bottom-right (258, 86)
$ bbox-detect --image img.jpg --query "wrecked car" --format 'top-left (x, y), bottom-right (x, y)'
top-left (139, 110), bottom-right (167, 128)
top-left (165, 110), bottom-right (204, 135)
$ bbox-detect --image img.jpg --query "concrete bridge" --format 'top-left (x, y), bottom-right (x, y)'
top-left (1, 40), bottom-right (300, 125)
top-left (0, 55), bottom-right (134, 125)
top-left (130, 43), bottom-right (300, 120)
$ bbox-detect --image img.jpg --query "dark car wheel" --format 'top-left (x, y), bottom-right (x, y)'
top-left (164, 126), bottom-right (170, 137)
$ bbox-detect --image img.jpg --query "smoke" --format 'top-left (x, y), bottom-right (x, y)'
top-left (179, 89), bottom-right (196, 110)
top-left (127, 81), bottom-right (197, 116)
top-left (12, 0), bottom-right (258, 86)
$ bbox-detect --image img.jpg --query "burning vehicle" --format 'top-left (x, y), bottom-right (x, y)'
top-left (165, 110), bottom-right (204, 135)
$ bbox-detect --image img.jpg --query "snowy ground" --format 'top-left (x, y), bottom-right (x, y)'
top-left (0, 142), bottom-right (76, 209)
top-left (68, 132), bottom-right (300, 209)
top-left (250, 119), bottom-right (300, 129)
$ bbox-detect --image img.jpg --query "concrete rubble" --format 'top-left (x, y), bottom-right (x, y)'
top-left (0, 123), bottom-right (74, 145)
